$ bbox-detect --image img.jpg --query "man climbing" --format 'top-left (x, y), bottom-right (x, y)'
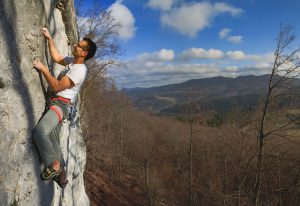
top-left (32, 28), bottom-right (97, 188)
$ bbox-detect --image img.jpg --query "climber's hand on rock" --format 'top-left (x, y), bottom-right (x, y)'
top-left (41, 28), bottom-right (51, 40)
top-left (33, 58), bottom-right (46, 71)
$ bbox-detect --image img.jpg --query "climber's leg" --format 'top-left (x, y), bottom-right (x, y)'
top-left (50, 123), bottom-right (66, 167)
top-left (33, 106), bottom-right (63, 167)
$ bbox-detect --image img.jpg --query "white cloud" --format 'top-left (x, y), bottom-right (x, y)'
top-left (248, 53), bottom-right (274, 63)
top-left (108, 0), bottom-right (136, 41)
top-left (227, 35), bottom-right (243, 43)
top-left (254, 63), bottom-right (272, 70)
top-left (226, 51), bottom-right (246, 60)
top-left (161, 2), bottom-right (212, 37)
top-left (108, 49), bottom-right (275, 88)
top-left (219, 28), bottom-right (243, 44)
top-left (214, 2), bottom-right (243, 16)
top-left (147, 0), bottom-right (175, 11)
top-left (225, 66), bottom-right (239, 72)
top-left (180, 48), bottom-right (224, 60)
top-left (180, 48), bottom-right (273, 62)
top-left (158, 49), bottom-right (175, 61)
top-left (179, 48), bottom-right (250, 61)
top-left (137, 49), bottom-right (175, 61)
top-left (219, 28), bottom-right (231, 39)
top-left (160, 2), bottom-right (243, 37)
top-left (110, 60), bottom-right (221, 88)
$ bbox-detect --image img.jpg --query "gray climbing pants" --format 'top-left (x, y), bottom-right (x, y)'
top-left (33, 102), bottom-right (69, 167)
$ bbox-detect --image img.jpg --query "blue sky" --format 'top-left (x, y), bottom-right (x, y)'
top-left (80, 0), bottom-right (300, 88)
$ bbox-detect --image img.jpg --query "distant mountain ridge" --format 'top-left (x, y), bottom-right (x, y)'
top-left (123, 75), bottom-right (300, 115)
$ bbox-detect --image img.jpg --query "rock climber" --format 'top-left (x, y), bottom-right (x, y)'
top-left (32, 27), bottom-right (97, 188)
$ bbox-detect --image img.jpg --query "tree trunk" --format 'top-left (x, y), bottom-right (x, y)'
top-left (189, 120), bottom-right (193, 206)
top-left (118, 107), bottom-right (123, 183)
top-left (277, 157), bottom-right (282, 206)
top-left (253, 137), bottom-right (264, 206)
top-left (145, 159), bottom-right (151, 206)
top-left (223, 155), bottom-right (227, 206)
top-left (253, 71), bottom-right (273, 206)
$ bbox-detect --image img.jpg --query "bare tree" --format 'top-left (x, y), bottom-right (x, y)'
top-left (253, 25), bottom-right (300, 206)
top-left (110, 88), bottom-right (132, 184)
top-left (218, 111), bottom-right (257, 206)
top-left (75, 1), bottom-right (122, 116)
top-left (74, 2), bottom-right (123, 153)
top-left (182, 92), bottom-right (206, 206)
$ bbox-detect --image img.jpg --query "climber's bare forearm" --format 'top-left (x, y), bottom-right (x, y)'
top-left (40, 66), bottom-right (61, 92)
top-left (40, 67), bottom-right (74, 93)
top-left (41, 27), bottom-right (65, 66)
top-left (33, 59), bottom-right (73, 93)
top-left (47, 39), bottom-right (65, 66)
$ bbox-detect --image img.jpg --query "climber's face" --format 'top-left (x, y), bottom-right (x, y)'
top-left (72, 40), bottom-right (88, 59)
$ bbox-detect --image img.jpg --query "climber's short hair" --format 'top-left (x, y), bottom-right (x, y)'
top-left (83, 38), bottom-right (97, 61)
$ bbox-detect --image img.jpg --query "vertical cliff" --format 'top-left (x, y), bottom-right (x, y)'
top-left (0, 0), bottom-right (89, 205)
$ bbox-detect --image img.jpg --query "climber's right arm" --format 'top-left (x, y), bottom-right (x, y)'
top-left (41, 28), bottom-right (66, 66)
top-left (33, 59), bottom-right (74, 92)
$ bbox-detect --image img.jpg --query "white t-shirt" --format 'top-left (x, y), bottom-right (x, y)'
top-left (56, 57), bottom-right (87, 101)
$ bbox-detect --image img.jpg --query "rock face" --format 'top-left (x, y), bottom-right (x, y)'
top-left (0, 0), bottom-right (89, 205)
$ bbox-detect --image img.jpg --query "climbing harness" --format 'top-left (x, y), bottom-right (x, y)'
top-left (45, 95), bottom-right (77, 127)
top-left (47, 95), bottom-right (70, 122)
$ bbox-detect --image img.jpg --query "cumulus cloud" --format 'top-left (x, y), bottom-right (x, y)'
top-left (248, 53), bottom-right (274, 63)
top-left (179, 48), bottom-right (274, 63)
top-left (158, 49), bottom-right (175, 61)
top-left (180, 48), bottom-right (224, 60)
top-left (108, 48), bottom-right (275, 88)
top-left (110, 60), bottom-right (221, 88)
top-left (219, 28), bottom-right (243, 43)
top-left (161, 2), bottom-right (212, 37)
top-left (179, 48), bottom-right (249, 61)
top-left (147, 0), bottom-right (175, 11)
top-left (108, 0), bottom-right (136, 41)
top-left (137, 49), bottom-right (175, 61)
top-left (227, 35), bottom-right (243, 43)
top-left (213, 2), bottom-right (243, 16)
top-left (225, 66), bottom-right (239, 72)
top-left (109, 55), bottom-right (273, 88)
top-left (160, 2), bottom-right (243, 37)
top-left (219, 28), bottom-right (231, 39)
top-left (240, 63), bottom-right (272, 76)
top-left (226, 51), bottom-right (246, 60)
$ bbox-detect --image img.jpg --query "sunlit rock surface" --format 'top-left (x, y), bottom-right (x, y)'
top-left (0, 0), bottom-right (89, 205)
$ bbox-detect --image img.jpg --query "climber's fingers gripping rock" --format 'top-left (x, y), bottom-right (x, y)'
top-left (33, 58), bottom-right (46, 71)
top-left (41, 27), bottom-right (52, 40)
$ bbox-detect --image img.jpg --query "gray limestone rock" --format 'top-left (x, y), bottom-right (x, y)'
top-left (0, 0), bottom-right (89, 205)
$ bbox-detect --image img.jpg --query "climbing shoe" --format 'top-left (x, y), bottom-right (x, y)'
top-left (53, 169), bottom-right (68, 188)
top-left (41, 166), bottom-right (62, 180)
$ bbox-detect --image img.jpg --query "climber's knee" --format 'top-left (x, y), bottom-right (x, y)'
top-left (32, 123), bottom-right (49, 143)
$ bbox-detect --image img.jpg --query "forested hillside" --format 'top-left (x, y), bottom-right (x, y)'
top-left (81, 74), bottom-right (300, 205)
top-left (124, 75), bottom-right (300, 116)
top-left (76, 1), bottom-right (300, 205)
